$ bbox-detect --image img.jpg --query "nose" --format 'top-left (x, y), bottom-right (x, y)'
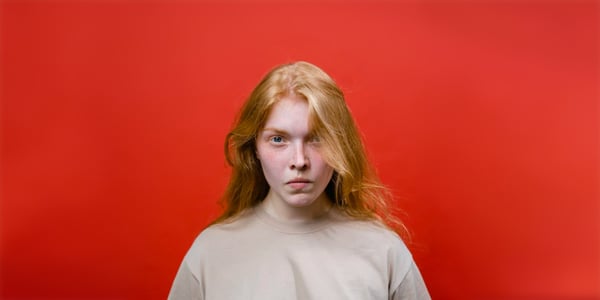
top-left (290, 142), bottom-right (309, 170)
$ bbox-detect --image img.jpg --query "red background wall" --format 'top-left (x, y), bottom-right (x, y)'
top-left (1, 1), bottom-right (598, 299)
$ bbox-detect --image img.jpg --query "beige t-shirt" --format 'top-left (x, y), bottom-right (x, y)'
top-left (169, 204), bottom-right (431, 300)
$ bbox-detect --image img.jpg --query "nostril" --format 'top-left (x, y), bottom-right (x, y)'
top-left (290, 155), bottom-right (309, 170)
top-left (290, 145), bottom-right (309, 169)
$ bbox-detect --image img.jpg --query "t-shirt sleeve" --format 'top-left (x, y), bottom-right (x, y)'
top-left (390, 261), bottom-right (431, 300)
top-left (168, 258), bottom-right (203, 300)
top-left (385, 233), bottom-right (431, 300)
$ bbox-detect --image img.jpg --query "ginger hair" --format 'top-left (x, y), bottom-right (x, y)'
top-left (214, 61), bottom-right (405, 235)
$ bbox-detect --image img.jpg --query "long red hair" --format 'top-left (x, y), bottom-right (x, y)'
top-left (214, 61), bottom-right (406, 236)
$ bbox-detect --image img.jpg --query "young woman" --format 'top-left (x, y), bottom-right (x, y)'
top-left (169, 62), bottom-right (430, 299)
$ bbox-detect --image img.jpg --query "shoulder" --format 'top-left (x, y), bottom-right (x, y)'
top-left (329, 209), bottom-right (410, 252)
top-left (329, 215), bottom-right (431, 299)
top-left (327, 210), bottom-right (416, 280)
top-left (169, 211), bottom-right (258, 300)
top-left (184, 209), bottom-right (260, 261)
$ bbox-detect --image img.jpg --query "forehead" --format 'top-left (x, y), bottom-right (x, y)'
top-left (262, 94), bottom-right (310, 133)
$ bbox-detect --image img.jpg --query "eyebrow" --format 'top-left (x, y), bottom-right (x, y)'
top-left (261, 128), bottom-right (289, 135)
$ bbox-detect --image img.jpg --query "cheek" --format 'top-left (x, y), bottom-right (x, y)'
top-left (309, 150), bottom-right (334, 175)
top-left (258, 147), bottom-right (280, 161)
top-left (257, 148), bottom-right (288, 172)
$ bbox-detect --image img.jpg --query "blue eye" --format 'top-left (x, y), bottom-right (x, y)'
top-left (271, 136), bottom-right (283, 143)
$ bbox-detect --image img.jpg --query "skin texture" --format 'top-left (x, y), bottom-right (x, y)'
top-left (256, 94), bottom-right (334, 221)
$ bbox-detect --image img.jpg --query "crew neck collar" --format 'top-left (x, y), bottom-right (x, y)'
top-left (253, 202), bottom-right (335, 234)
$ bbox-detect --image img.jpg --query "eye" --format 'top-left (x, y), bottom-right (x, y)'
top-left (270, 136), bottom-right (284, 144)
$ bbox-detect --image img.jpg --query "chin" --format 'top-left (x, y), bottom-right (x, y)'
top-left (284, 196), bottom-right (318, 208)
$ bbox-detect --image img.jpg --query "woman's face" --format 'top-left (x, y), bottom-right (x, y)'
top-left (256, 94), bottom-right (334, 219)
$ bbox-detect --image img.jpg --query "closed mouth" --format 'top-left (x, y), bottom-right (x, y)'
top-left (287, 178), bottom-right (311, 184)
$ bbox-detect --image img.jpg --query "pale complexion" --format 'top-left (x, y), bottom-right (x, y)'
top-left (256, 94), bottom-right (334, 221)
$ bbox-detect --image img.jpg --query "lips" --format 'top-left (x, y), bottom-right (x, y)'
top-left (287, 178), bottom-right (311, 184)
top-left (286, 178), bottom-right (312, 189)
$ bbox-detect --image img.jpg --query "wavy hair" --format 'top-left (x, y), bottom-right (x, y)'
top-left (214, 61), bottom-right (405, 234)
